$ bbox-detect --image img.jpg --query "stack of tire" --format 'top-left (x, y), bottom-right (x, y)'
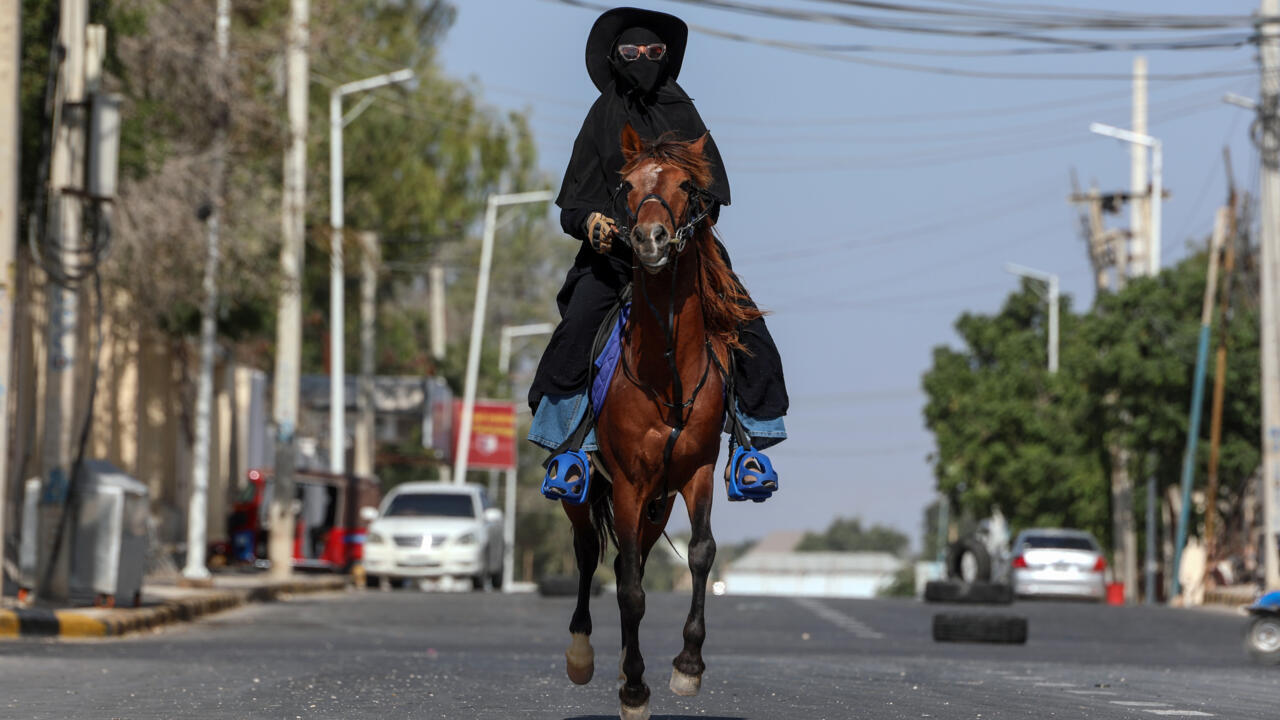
top-left (926, 537), bottom-right (1027, 645)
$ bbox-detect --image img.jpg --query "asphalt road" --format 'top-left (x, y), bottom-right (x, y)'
top-left (1, 587), bottom-right (1277, 719)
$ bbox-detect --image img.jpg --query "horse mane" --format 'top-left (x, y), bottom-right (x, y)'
top-left (621, 132), bottom-right (764, 352)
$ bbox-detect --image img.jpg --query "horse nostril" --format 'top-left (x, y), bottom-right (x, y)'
top-left (651, 225), bottom-right (669, 244)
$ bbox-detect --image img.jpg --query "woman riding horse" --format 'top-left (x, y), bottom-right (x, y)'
top-left (528, 6), bottom-right (789, 500)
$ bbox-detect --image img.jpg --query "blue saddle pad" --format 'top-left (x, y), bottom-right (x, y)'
top-left (590, 303), bottom-right (630, 418)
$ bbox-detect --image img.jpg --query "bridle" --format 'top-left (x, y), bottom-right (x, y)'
top-left (609, 179), bottom-right (715, 263)
top-left (608, 175), bottom-right (720, 523)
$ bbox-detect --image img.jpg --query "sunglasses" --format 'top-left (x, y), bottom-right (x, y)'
top-left (617, 43), bottom-right (667, 62)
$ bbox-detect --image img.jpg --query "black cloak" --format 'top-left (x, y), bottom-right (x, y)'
top-left (556, 8), bottom-right (730, 242)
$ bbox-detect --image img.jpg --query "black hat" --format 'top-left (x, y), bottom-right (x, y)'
top-left (586, 7), bottom-right (688, 93)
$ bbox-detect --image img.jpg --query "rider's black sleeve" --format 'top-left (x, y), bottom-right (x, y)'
top-left (561, 206), bottom-right (593, 242)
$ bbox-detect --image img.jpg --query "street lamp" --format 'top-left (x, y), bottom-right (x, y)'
top-left (328, 68), bottom-right (415, 475)
top-left (496, 322), bottom-right (555, 593)
top-left (1089, 122), bottom-right (1163, 277)
top-left (453, 191), bottom-right (555, 485)
top-left (1004, 263), bottom-right (1059, 374)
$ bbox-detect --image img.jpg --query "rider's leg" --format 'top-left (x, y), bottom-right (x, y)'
top-left (529, 246), bottom-right (630, 414)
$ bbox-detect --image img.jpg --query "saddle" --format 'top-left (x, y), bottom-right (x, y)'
top-left (539, 286), bottom-right (778, 505)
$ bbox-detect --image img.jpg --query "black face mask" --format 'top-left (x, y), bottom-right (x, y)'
top-left (610, 27), bottom-right (666, 95)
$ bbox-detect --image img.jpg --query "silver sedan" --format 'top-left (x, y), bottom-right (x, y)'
top-left (1010, 528), bottom-right (1107, 601)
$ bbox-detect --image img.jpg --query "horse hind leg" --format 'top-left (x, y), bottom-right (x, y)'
top-left (671, 468), bottom-right (716, 697)
top-left (564, 504), bottom-right (600, 685)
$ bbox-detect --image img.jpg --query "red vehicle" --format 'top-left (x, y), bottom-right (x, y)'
top-left (222, 469), bottom-right (381, 571)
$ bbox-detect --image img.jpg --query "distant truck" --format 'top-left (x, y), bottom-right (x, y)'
top-left (213, 469), bottom-right (381, 572)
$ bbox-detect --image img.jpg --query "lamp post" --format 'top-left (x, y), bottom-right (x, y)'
top-left (1089, 122), bottom-right (1163, 277)
top-left (1004, 263), bottom-right (1059, 374)
top-left (328, 68), bottom-right (414, 475)
top-left (497, 322), bottom-right (555, 592)
top-left (453, 191), bottom-right (555, 485)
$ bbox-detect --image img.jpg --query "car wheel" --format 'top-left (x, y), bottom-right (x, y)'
top-left (1246, 616), bottom-right (1280, 664)
top-left (932, 613), bottom-right (1028, 644)
top-left (471, 574), bottom-right (485, 591)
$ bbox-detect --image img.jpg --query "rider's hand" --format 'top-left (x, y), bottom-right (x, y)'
top-left (585, 212), bottom-right (617, 254)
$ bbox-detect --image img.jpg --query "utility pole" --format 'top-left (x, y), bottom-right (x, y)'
top-left (1003, 263), bottom-right (1058, 373)
top-left (1090, 119), bottom-right (1165, 605)
top-left (354, 231), bottom-right (378, 478)
top-left (497, 322), bottom-right (554, 593)
top-left (38, 0), bottom-right (89, 603)
top-left (184, 0), bottom-right (231, 584)
top-left (269, 0), bottom-right (308, 580)
top-left (453, 191), bottom-right (553, 484)
top-left (1205, 158), bottom-right (1239, 566)
top-left (327, 68), bottom-right (414, 478)
top-left (430, 263), bottom-right (446, 361)
top-left (1131, 56), bottom-right (1150, 277)
top-left (1172, 208), bottom-right (1227, 598)
top-left (0, 0), bottom-right (19, 592)
top-left (1258, 0), bottom-right (1280, 591)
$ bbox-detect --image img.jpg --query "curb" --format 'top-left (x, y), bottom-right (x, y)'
top-left (0, 578), bottom-right (346, 639)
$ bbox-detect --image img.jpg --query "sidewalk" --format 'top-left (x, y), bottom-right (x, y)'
top-left (0, 573), bottom-right (348, 639)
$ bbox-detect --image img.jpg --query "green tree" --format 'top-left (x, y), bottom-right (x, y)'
top-left (923, 243), bottom-right (1260, 555)
top-left (796, 516), bottom-right (910, 556)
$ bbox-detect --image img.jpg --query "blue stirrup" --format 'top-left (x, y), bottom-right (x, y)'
top-left (541, 449), bottom-right (592, 505)
top-left (727, 445), bottom-right (778, 503)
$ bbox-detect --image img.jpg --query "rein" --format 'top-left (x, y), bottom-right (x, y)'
top-left (611, 179), bottom-right (720, 524)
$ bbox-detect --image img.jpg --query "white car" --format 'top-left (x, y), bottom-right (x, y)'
top-left (362, 482), bottom-right (503, 590)
top-left (1010, 528), bottom-right (1107, 601)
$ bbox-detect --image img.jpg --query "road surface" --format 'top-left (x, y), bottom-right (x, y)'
top-left (1, 588), bottom-right (1277, 719)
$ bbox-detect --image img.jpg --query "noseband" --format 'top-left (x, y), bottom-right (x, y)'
top-left (611, 180), bottom-right (714, 260)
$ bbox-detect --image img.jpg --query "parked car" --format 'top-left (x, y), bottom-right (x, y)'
top-left (1010, 528), bottom-right (1107, 601)
top-left (362, 482), bottom-right (503, 590)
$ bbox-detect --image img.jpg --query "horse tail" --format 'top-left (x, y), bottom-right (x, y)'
top-left (588, 470), bottom-right (617, 560)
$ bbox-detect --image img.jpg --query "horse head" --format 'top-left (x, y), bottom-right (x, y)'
top-left (618, 123), bottom-right (713, 274)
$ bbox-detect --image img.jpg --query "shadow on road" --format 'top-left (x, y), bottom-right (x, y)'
top-left (566, 716), bottom-right (746, 720)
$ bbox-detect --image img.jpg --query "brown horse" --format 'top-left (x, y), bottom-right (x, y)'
top-left (559, 124), bottom-right (761, 720)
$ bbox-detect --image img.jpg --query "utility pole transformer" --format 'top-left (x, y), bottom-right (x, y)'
top-left (270, 0), bottom-right (309, 579)
top-left (0, 0), bottom-right (19, 593)
top-left (1259, 0), bottom-right (1280, 591)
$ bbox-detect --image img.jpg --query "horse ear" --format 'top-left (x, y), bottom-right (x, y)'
top-left (690, 132), bottom-right (710, 157)
top-left (621, 123), bottom-right (643, 159)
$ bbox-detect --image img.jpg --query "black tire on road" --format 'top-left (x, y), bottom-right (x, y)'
top-left (932, 612), bottom-right (1028, 644)
top-left (924, 580), bottom-right (1014, 605)
top-left (537, 574), bottom-right (580, 597)
top-left (947, 539), bottom-right (992, 583)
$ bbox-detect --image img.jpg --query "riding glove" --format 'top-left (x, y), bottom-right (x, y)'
top-left (585, 212), bottom-right (617, 254)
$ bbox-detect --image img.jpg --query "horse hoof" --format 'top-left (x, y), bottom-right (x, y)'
top-left (565, 633), bottom-right (595, 685)
top-left (669, 667), bottom-right (701, 697)
top-left (618, 701), bottom-right (650, 720)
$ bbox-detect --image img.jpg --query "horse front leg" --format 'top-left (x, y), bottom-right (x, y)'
top-left (616, 520), bottom-right (650, 720)
top-left (671, 467), bottom-right (715, 697)
top-left (564, 503), bottom-right (600, 685)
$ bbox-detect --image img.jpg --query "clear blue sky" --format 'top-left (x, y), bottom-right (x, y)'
top-left (439, 0), bottom-right (1262, 546)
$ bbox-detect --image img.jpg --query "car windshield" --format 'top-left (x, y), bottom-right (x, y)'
top-left (1021, 535), bottom-right (1096, 552)
top-left (383, 493), bottom-right (474, 518)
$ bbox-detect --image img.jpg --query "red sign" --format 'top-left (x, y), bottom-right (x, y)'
top-left (452, 400), bottom-right (517, 471)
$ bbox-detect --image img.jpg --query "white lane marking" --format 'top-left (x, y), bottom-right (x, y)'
top-left (1067, 690), bottom-right (1118, 696)
top-left (1141, 711), bottom-right (1214, 717)
top-left (791, 598), bottom-right (884, 640)
top-left (1006, 676), bottom-right (1047, 682)
top-left (1034, 682), bottom-right (1076, 687)
top-left (1112, 702), bottom-right (1172, 707)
